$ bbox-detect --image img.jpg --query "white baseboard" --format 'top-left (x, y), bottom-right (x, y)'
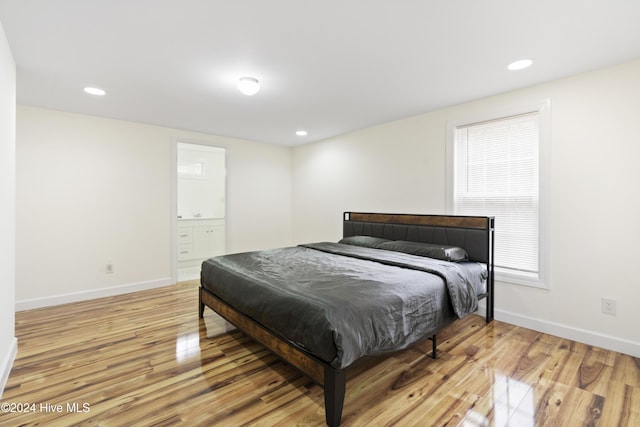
top-left (15, 277), bottom-right (173, 312)
top-left (478, 301), bottom-right (640, 358)
top-left (0, 337), bottom-right (17, 399)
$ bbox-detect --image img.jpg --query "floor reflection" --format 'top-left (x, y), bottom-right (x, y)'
top-left (462, 375), bottom-right (534, 426)
top-left (176, 332), bottom-right (201, 362)
top-left (493, 376), bottom-right (534, 426)
top-left (176, 311), bottom-right (237, 362)
top-left (202, 310), bottom-right (237, 337)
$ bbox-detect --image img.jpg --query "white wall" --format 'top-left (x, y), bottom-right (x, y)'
top-left (0, 21), bottom-right (17, 397)
top-left (292, 59), bottom-right (640, 357)
top-left (16, 106), bottom-right (292, 308)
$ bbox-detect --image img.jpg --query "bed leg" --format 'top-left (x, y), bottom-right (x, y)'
top-left (485, 288), bottom-right (494, 323)
top-left (198, 287), bottom-right (205, 319)
top-left (324, 367), bottom-right (346, 427)
top-left (431, 335), bottom-right (437, 359)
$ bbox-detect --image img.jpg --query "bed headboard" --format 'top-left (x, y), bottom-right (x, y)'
top-left (343, 212), bottom-right (493, 263)
top-left (343, 212), bottom-right (495, 321)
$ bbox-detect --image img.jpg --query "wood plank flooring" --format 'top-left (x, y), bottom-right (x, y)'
top-left (2, 281), bottom-right (639, 426)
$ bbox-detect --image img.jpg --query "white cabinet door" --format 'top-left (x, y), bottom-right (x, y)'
top-left (192, 226), bottom-right (213, 260)
top-left (193, 225), bottom-right (226, 259)
top-left (210, 225), bottom-right (225, 256)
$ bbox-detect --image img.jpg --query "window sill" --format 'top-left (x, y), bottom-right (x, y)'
top-left (495, 268), bottom-right (548, 289)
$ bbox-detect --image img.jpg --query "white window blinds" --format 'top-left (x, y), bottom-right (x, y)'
top-left (454, 112), bottom-right (539, 275)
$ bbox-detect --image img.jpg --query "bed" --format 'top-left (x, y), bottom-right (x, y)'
top-left (199, 212), bottom-right (495, 426)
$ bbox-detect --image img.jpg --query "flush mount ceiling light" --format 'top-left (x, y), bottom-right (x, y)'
top-left (507, 59), bottom-right (533, 71)
top-left (296, 130), bottom-right (308, 136)
top-left (84, 87), bottom-right (106, 96)
top-left (237, 76), bottom-right (260, 96)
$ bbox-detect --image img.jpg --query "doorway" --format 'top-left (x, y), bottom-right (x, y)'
top-left (175, 142), bottom-right (226, 281)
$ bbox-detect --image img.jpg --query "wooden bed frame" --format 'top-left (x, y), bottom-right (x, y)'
top-left (199, 212), bottom-right (495, 426)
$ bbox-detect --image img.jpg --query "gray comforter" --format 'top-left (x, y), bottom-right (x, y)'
top-left (201, 242), bottom-right (481, 369)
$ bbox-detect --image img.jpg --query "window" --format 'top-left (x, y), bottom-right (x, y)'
top-left (446, 100), bottom-right (550, 288)
top-left (178, 161), bottom-right (206, 178)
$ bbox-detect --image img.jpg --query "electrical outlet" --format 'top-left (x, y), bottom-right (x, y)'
top-left (601, 298), bottom-right (616, 315)
top-left (105, 263), bottom-right (114, 274)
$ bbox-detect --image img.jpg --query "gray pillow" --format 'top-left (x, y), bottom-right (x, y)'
top-left (338, 236), bottom-right (391, 248)
top-left (377, 240), bottom-right (468, 262)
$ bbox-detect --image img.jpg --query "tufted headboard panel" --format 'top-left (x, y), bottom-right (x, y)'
top-left (342, 212), bottom-right (494, 265)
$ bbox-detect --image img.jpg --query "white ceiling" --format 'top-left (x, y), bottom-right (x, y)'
top-left (1, 1), bottom-right (640, 146)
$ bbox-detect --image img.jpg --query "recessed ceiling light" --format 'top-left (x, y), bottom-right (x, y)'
top-left (237, 76), bottom-right (260, 96)
top-left (84, 87), bottom-right (106, 96)
top-left (296, 130), bottom-right (308, 136)
top-left (507, 59), bottom-right (533, 71)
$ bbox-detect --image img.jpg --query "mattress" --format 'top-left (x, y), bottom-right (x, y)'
top-left (201, 242), bottom-right (486, 368)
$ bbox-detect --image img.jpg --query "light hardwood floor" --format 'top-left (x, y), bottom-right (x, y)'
top-left (2, 281), bottom-right (638, 426)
